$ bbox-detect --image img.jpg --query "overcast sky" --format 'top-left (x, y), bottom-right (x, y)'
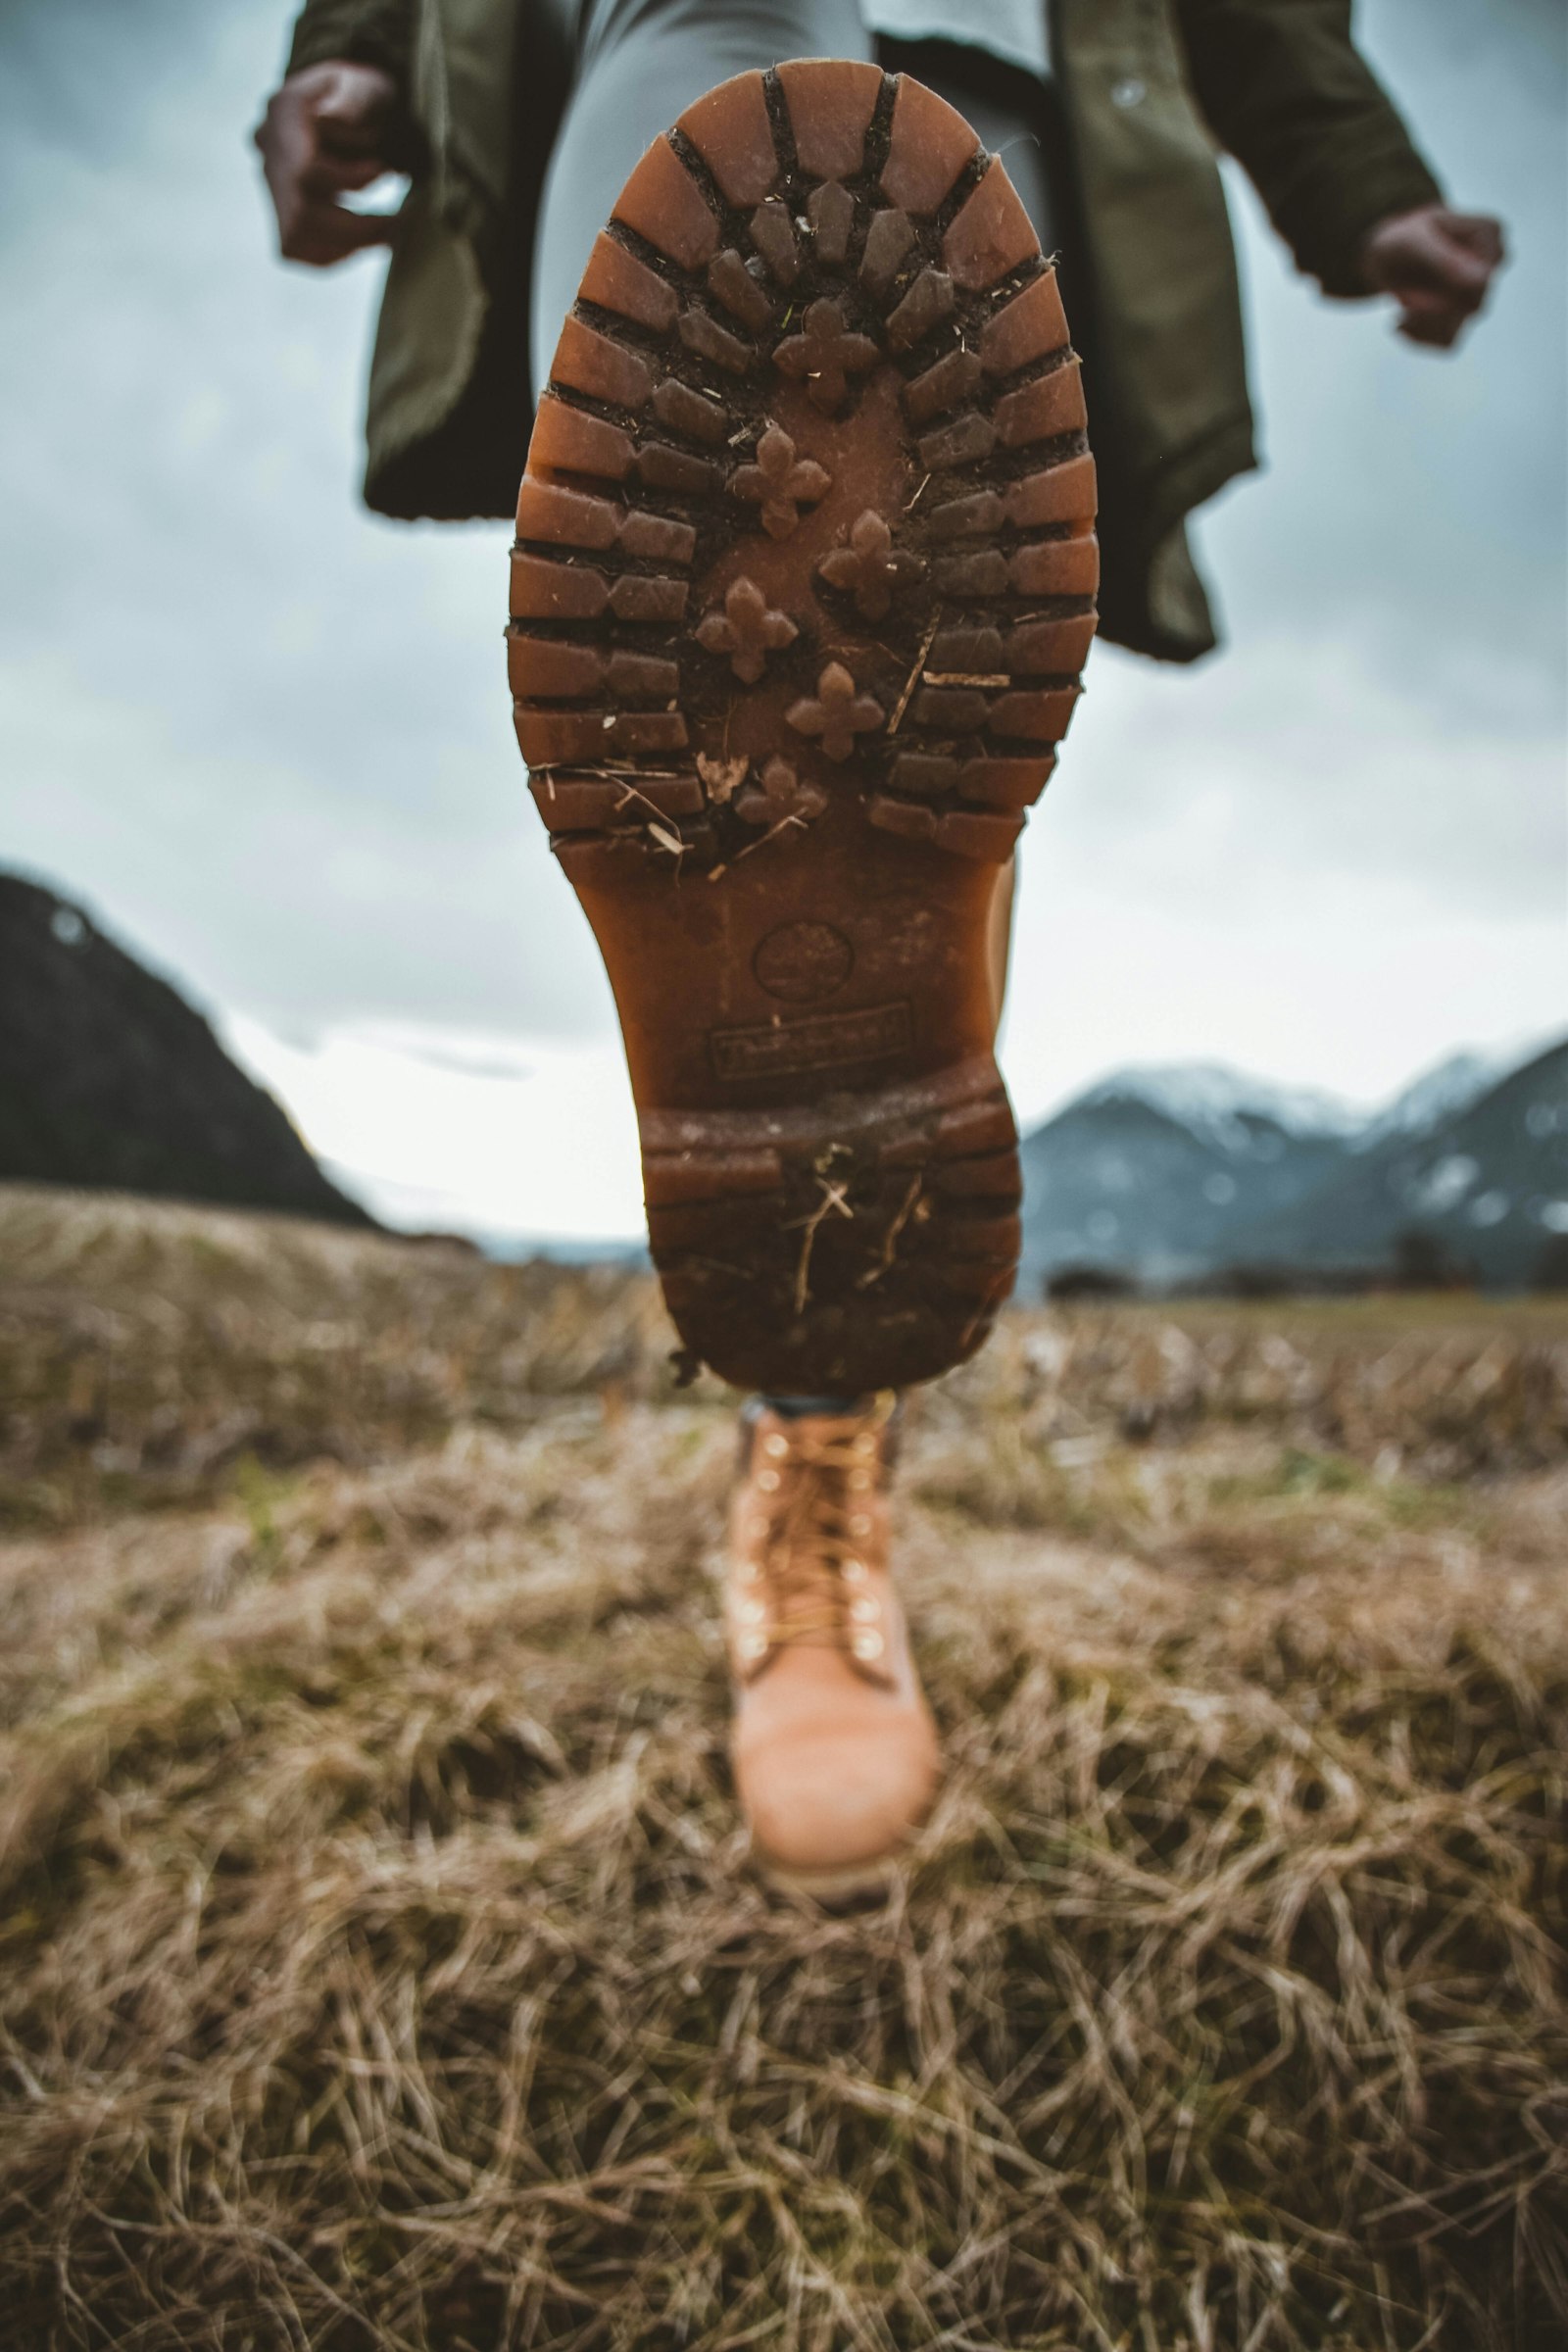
top-left (2, 0), bottom-right (1564, 1239)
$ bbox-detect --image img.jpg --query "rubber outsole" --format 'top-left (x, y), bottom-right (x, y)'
top-left (758, 1851), bottom-right (901, 1907)
top-left (510, 60), bottom-right (1098, 1394)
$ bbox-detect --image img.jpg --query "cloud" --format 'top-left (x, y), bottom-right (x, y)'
top-left (223, 1012), bottom-right (644, 1240)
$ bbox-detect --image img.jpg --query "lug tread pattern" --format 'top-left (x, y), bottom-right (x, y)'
top-left (511, 62), bottom-right (1096, 871)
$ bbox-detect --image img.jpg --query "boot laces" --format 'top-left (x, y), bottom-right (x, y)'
top-left (743, 1410), bottom-right (889, 1662)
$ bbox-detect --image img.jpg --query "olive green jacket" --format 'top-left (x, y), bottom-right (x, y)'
top-left (283, 0), bottom-right (1441, 660)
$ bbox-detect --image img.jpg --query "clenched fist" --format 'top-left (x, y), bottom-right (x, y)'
top-left (254, 62), bottom-right (404, 268)
top-left (1361, 204), bottom-right (1505, 350)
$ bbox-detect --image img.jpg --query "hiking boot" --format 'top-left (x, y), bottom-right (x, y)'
top-left (723, 1398), bottom-right (940, 1896)
top-left (511, 61), bottom-right (1097, 1395)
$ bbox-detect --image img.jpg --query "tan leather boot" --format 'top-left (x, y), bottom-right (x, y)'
top-left (723, 1397), bottom-right (941, 1898)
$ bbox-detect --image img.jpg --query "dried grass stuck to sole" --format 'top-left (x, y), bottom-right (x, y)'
top-left (510, 61), bottom-right (1097, 1394)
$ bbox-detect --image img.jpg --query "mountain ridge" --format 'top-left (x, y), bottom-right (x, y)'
top-left (0, 871), bottom-right (375, 1229)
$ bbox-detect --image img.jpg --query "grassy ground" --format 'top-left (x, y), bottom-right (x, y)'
top-left (1, 1183), bottom-right (1564, 2350)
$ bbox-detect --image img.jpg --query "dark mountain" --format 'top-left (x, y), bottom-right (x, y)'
top-left (0, 871), bottom-right (374, 1226)
top-left (1019, 1042), bottom-right (1568, 1293)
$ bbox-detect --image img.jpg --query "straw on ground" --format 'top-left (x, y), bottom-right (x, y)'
top-left (1, 1187), bottom-right (1564, 2349)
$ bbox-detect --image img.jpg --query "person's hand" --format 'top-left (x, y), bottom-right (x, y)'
top-left (1361, 204), bottom-right (1505, 349)
top-left (254, 62), bottom-right (402, 267)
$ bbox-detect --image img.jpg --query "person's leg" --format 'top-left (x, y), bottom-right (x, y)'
top-left (532, 0), bottom-right (875, 384)
top-left (534, 20), bottom-right (1060, 1394)
top-left (511, 51), bottom-right (1097, 1889)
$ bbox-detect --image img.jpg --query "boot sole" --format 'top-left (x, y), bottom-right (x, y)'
top-left (756, 1848), bottom-right (902, 1907)
top-left (510, 61), bottom-right (1097, 1393)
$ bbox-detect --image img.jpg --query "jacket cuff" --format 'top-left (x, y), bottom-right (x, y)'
top-left (285, 3), bottom-right (412, 89)
top-left (1270, 136), bottom-right (1444, 298)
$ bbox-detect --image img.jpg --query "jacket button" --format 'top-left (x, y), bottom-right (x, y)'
top-left (1111, 75), bottom-right (1147, 109)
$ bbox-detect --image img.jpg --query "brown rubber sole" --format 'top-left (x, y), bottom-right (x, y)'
top-left (509, 60), bottom-right (1098, 1395)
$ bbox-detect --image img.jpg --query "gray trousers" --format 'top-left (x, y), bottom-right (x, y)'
top-left (529, 0), bottom-right (1056, 384)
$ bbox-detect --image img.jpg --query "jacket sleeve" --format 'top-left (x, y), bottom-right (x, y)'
top-left (1172, 0), bottom-right (1444, 295)
top-left (284, 0), bottom-right (415, 87)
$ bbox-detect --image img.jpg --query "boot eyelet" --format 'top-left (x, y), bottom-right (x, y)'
top-left (763, 1433), bottom-right (790, 1459)
top-left (854, 1433), bottom-right (876, 1456)
top-left (849, 1513), bottom-right (872, 1537)
top-left (738, 1597), bottom-right (766, 1624)
top-left (850, 1596), bottom-right (879, 1624)
top-left (758, 1468), bottom-right (781, 1492)
top-left (739, 1557), bottom-right (762, 1583)
top-left (852, 1629), bottom-right (884, 1660)
top-left (848, 1469), bottom-right (871, 1492)
top-left (842, 1557), bottom-right (866, 1582)
top-left (740, 1631), bottom-right (768, 1661)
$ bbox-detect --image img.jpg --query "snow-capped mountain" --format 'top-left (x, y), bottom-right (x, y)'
top-left (1232, 1038), bottom-right (1568, 1288)
top-left (1350, 1046), bottom-right (1523, 1153)
top-left (1073, 1063), bottom-right (1362, 1155)
top-left (1018, 1037), bottom-right (1568, 1292)
top-left (1017, 1069), bottom-right (1355, 1290)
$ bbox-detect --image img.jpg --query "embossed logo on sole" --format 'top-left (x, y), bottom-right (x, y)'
top-left (710, 1002), bottom-right (911, 1081)
top-left (752, 919), bottom-right (855, 1004)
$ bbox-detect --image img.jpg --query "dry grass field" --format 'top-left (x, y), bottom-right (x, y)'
top-left (1, 1184), bottom-right (1565, 2350)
